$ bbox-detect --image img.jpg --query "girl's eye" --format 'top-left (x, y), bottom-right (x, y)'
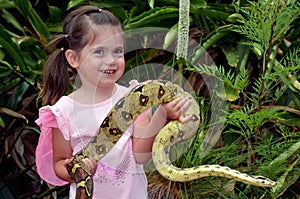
top-left (113, 48), bottom-right (124, 56)
top-left (94, 49), bottom-right (105, 55)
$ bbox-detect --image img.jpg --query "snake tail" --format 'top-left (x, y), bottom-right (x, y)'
top-left (155, 163), bottom-right (276, 187)
top-left (152, 121), bottom-right (277, 187)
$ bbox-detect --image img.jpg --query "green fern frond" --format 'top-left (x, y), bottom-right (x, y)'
top-left (246, 78), bottom-right (262, 105)
top-left (234, 69), bottom-right (250, 90)
top-left (281, 48), bottom-right (300, 68)
top-left (226, 105), bottom-right (285, 138)
top-left (191, 64), bottom-right (251, 101)
top-left (233, 0), bottom-right (300, 53)
top-left (273, 1), bottom-right (300, 41)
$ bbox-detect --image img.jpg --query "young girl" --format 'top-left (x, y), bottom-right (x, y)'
top-left (35, 5), bottom-right (192, 199)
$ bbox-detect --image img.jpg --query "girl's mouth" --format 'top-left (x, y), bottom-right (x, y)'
top-left (99, 69), bottom-right (116, 74)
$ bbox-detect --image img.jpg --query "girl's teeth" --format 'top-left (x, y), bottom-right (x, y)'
top-left (101, 70), bottom-right (115, 74)
top-left (105, 70), bottom-right (113, 74)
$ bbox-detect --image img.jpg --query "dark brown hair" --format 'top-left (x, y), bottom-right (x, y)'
top-left (39, 5), bottom-right (122, 105)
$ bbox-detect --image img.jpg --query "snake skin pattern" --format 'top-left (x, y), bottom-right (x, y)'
top-left (66, 80), bottom-right (276, 199)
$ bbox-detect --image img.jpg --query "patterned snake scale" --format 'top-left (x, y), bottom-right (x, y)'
top-left (66, 80), bottom-right (276, 199)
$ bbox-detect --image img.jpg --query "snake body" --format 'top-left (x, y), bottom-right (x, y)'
top-left (66, 80), bottom-right (276, 199)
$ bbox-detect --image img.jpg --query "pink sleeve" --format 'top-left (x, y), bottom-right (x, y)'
top-left (129, 79), bottom-right (139, 88)
top-left (35, 106), bottom-right (69, 186)
top-left (134, 109), bottom-right (152, 124)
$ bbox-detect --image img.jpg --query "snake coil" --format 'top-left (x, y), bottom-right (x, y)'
top-left (66, 80), bottom-right (276, 199)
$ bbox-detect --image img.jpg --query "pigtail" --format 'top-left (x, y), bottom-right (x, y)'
top-left (39, 35), bottom-right (70, 106)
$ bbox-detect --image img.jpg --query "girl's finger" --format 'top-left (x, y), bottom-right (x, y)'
top-left (180, 98), bottom-right (192, 113)
top-left (173, 97), bottom-right (189, 111)
top-left (179, 114), bottom-right (193, 123)
top-left (82, 158), bottom-right (90, 169)
top-left (171, 96), bottom-right (183, 107)
top-left (83, 158), bottom-right (96, 171)
top-left (178, 97), bottom-right (192, 123)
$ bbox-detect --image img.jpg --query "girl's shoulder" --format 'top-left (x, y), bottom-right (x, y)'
top-left (55, 95), bottom-right (75, 109)
top-left (114, 80), bottom-right (138, 97)
top-left (36, 96), bottom-right (72, 131)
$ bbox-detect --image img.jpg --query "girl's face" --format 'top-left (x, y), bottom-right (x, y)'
top-left (67, 26), bottom-right (125, 90)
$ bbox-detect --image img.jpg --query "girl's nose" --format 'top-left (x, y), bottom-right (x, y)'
top-left (105, 54), bottom-right (117, 66)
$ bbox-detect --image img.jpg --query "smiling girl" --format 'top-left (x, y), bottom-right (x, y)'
top-left (35, 5), bottom-right (191, 199)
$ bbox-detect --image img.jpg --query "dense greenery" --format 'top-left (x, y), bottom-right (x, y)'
top-left (0, 0), bottom-right (299, 198)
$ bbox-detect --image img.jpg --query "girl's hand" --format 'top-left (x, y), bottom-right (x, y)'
top-left (65, 158), bottom-right (97, 177)
top-left (82, 158), bottom-right (97, 176)
top-left (162, 96), bottom-right (193, 123)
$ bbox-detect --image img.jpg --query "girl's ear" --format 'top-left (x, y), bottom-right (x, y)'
top-left (65, 49), bottom-right (79, 69)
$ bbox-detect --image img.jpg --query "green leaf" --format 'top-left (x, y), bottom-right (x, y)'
top-left (270, 140), bottom-right (300, 167)
top-left (0, 69), bottom-right (12, 78)
top-left (148, 0), bottom-right (155, 8)
top-left (163, 23), bottom-right (178, 49)
top-left (0, 60), bottom-right (14, 77)
top-left (190, 25), bottom-right (232, 64)
top-left (0, 107), bottom-right (28, 124)
top-left (6, 81), bottom-right (29, 110)
top-left (69, 0), bottom-right (129, 10)
top-left (67, 0), bottom-right (88, 10)
top-left (0, 48), bottom-right (4, 60)
top-left (124, 7), bottom-right (178, 30)
top-left (12, 0), bottom-right (30, 16)
top-left (226, 13), bottom-right (244, 23)
top-left (18, 36), bottom-right (38, 48)
top-left (0, 25), bottom-right (27, 72)
top-left (190, 6), bottom-right (233, 20)
top-left (0, 116), bottom-right (4, 128)
top-left (27, 7), bottom-right (51, 42)
top-left (2, 9), bottom-right (25, 34)
top-left (12, 0), bottom-right (51, 41)
top-left (220, 43), bottom-right (239, 67)
top-left (0, 0), bottom-right (15, 9)
top-left (221, 80), bottom-right (240, 101)
top-left (109, 6), bottom-right (127, 22)
top-left (271, 156), bottom-right (300, 197)
top-left (0, 70), bottom-right (12, 78)
top-left (190, 0), bottom-right (206, 9)
top-left (0, 77), bottom-right (21, 93)
top-left (48, 6), bottom-right (64, 24)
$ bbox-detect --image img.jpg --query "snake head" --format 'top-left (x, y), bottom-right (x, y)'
top-left (255, 176), bottom-right (277, 187)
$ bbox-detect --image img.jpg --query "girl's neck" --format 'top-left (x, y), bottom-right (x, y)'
top-left (69, 84), bottom-right (116, 104)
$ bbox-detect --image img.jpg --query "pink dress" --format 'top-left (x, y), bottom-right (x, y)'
top-left (35, 81), bottom-right (149, 199)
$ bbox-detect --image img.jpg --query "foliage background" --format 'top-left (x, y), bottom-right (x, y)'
top-left (0, 0), bottom-right (299, 198)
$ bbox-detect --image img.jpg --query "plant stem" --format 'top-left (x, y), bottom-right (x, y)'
top-left (176, 0), bottom-right (190, 84)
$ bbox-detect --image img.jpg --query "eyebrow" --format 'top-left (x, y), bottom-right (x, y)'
top-left (92, 45), bottom-right (124, 51)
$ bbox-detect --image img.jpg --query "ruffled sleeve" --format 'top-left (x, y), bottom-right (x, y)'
top-left (35, 106), bottom-right (69, 186)
top-left (129, 79), bottom-right (139, 88)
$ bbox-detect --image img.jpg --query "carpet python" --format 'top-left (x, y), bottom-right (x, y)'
top-left (66, 80), bottom-right (276, 199)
